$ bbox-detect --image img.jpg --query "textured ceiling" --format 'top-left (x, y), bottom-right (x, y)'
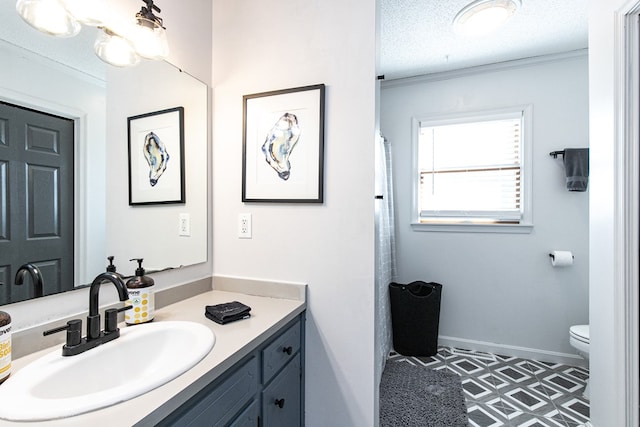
top-left (379, 0), bottom-right (589, 80)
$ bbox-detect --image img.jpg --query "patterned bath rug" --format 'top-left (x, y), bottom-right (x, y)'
top-left (380, 360), bottom-right (468, 426)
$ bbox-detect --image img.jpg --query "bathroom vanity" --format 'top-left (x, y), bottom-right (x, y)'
top-left (1, 279), bottom-right (306, 426)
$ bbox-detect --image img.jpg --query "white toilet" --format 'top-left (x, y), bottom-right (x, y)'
top-left (569, 324), bottom-right (590, 399)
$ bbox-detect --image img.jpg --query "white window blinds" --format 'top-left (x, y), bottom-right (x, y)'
top-left (418, 112), bottom-right (523, 223)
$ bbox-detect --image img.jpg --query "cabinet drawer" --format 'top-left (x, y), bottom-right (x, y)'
top-left (262, 319), bottom-right (301, 383)
top-left (262, 354), bottom-right (302, 427)
top-left (229, 400), bottom-right (259, 427)
top-left (172, 356), bottom-right (259, 427)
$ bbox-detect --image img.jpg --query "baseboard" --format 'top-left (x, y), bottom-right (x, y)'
top-left (438, 335), bottom-right (588, 368)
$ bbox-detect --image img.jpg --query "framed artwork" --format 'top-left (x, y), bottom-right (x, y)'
top-left (128, 106), bottom-right (185, 205)
top-left (242, 84), bottom-right (325, 203)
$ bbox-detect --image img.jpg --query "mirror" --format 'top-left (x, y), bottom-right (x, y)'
top-left (0, 3), bottom-right (208, 305)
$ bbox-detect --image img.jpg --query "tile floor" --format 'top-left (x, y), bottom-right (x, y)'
top-left (388, 347), bottom-right (590, 427)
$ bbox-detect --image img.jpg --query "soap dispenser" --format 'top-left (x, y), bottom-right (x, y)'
top-left (125, 258), bottom-right (155, 325)
top-left (0, 309), bottom-right (11, 384)
top-left (106, 256), bottom-right (125, 280)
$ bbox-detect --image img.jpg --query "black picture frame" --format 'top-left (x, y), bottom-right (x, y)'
top-left (242, 84), bottom-right (325, 203)
top-left (128, 106), bottom-right (185, 205)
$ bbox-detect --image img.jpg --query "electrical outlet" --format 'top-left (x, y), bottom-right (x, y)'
top-left (179, 213), bottom-right (191, 236)
top-left (238, 213), bottom-right (252, 239)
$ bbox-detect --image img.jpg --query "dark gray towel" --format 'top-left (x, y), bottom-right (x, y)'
top-left (563, 148), bottom-right (589, 191)
top-left (205, 301), bottom-right (251, 324)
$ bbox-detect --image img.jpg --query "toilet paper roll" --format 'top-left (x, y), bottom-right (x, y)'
top-left (550, 250), bottom-right (574, 267)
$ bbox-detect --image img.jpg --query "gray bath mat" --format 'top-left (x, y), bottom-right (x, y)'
top-left (380, 361), bottom-right (468, 426)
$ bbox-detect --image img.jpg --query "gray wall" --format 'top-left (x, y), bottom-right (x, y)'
top-left (380, 53), bottom-right (589, 360)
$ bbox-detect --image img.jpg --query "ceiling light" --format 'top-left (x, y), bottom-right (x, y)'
top-left (453, 0), bottom-right (521, 37)
top-left (94, 28), bottom-right (140, 67)
top-left (16, 0), bottom-right (81, 37)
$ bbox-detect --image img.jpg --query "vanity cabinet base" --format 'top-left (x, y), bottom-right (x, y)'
top-left (146, 313), bottom-right (305, 427)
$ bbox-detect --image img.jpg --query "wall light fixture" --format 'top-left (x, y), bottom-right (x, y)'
top-left (130, 1), bottom-right (169, 60)
top-left (94, 28), bottom-right (141, 68)
top-left (16, 0), bottom-right (80, 37)
top-left (14, 0), bottom-right (169, 67)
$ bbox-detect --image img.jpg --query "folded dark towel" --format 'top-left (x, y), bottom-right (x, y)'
top-left (563, 148), bottom-right (589, 192)
top-left (205, 301), bottom-right (251, 325)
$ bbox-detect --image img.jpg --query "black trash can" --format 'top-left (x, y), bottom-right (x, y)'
top-left (389, 281), bottom-right (442, 357)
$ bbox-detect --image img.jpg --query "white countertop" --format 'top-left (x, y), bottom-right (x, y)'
top-left (0, 287), bottom-right (306, 426)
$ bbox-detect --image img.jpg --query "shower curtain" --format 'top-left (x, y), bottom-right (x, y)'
top-left (375, 132), bottom-right (397, 384)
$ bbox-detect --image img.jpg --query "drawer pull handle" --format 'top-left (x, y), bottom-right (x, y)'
top-left (282, 346), bottom-right (293, 355)
top-left (275, 398), bottom-right (285, 408)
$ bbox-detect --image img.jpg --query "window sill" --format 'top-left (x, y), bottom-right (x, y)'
top-left (410, 222), bottom-right (534, 234)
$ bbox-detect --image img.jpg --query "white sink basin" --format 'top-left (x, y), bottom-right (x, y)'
top-left (0, 320), bottom-right (215, 421)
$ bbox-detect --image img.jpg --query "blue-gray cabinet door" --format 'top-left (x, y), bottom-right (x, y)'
top-left (159, 356), bottom-right (259, 427)
top-left (262, 353), bottom-right (301, 427)
top-left (0, 101), bottom-right (74, 304)
top-left (262, 319), bottom-right (301, 383)
top-left (229, 400), bottom-right (259, 427)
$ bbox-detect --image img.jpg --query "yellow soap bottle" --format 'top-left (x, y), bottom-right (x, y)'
top-left (125, 258), bottom-right (155, 325)
top-left (0, 310), bottom-right (11, 384)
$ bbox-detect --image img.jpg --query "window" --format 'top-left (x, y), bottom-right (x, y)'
top-left (412, 107), bottom-right (532, 232)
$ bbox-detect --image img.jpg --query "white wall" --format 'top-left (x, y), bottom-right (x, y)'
top-left (211, 1), bottom-right (377, 425)
top-left (381, 54), bottom-right (590, 360)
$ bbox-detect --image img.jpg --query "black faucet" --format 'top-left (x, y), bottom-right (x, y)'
top-left (86, 272), bottom-right (129, 340)
top-left (43, 272), bottom-right (131, 356)
top-left (15, 263), bottom-right (44, 298)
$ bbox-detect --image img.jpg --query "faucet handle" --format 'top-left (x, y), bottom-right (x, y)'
top-left (43, 319), bottom-right (82, 347)
top-left (105, 305), bottom-right (133, 333)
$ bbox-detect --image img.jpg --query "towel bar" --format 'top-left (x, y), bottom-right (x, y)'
top-left (549, 150), bottom-right (565, 159)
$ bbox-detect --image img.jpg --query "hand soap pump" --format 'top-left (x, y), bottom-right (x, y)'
top-left (125, 258), bottom-right (155, 325)
top-left (0, 309), bottom-right (11, 384)
top-left (106, 256), bottom-right (125, 280)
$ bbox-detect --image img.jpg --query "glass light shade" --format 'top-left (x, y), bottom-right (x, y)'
top-left (131, 17), bottom-right (169, 60)
top-left (59, 0), bottom-right (107, 26)
top-left (94, 28), bottom-right (140, 67)
top-left (453, 0), bottom-right (521, 36)
top-left (16, 0), bottom-right (81, 37)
